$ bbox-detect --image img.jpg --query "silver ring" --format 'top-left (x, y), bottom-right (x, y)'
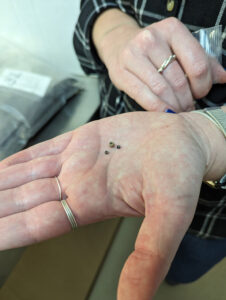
top-left (158, 54), bottom-right (176, 73)
top-left (61, 199), bottom-right (78, 231)
top-left (55, 177), bottom-right (62, 201)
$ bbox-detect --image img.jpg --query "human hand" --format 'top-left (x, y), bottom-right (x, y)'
top-left (94, 11), bottom-right (226, 112)
top-left (0, 111), bottom-right (225, 299)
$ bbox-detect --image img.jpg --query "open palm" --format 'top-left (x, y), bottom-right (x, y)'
top-left (0, 111), bottom-right (209, 299)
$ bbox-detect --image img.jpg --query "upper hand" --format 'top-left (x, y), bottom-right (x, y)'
top-left (0, 111), bottom-right (224, 299)
top-left (100, 17), bottom-right (226, 112)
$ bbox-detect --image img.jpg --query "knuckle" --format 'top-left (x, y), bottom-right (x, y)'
top-left (191, 60), bottom-right (209, 79)
top-left (136, 28), bottom-right (157, 51)
top-left (172, 76), bottom-right (188, 92)
top-left (163, 17), bottom-right (181, 31)
top-left (121, 46), bottom-right (133, 61)
top-left (151, 79), bottom-right (168, 96)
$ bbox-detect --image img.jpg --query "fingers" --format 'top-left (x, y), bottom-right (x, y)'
top-left (0, 155), bottom-right (61, 190)
top-left (115, 26), bottom-right (196, 112)
top-left (0, 132), bottom-right (72, 170)
top-left (159, 17), bottom-right (225, 99)
top-left (108, 17), bottom-right (226, 113)
top-left (0, 200), bottom-right (72, 251)
top-left (123, 46), bottom-right (183, 112)
top-left (116, 28), bottom-right (194, 112)
top-left (0, 177), bottom-right (65, 218)
top-left (141, 28), bottom-right (194, 111)
top-left (160, 60), bottom-right (194, 111)
top-left (115, 69), bottom-right (174, 112)
top-left (117, 203), bottom-right (193, 300)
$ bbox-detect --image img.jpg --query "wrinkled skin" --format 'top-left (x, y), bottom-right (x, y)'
top-left (0, 112), bottom-right (213, 299)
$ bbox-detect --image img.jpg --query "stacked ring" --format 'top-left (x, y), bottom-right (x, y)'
top-left (61, 199), bottom-right (78, 231)
top-left (55, 177), bottom-right (62, 201)
top-left (55, 177), bottom-right (78, 231)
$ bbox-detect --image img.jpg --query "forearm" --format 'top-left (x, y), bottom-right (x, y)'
top-left (92, 8), bottom-right (140, 65)
top-left (180, 106), bottom-right (226, 181)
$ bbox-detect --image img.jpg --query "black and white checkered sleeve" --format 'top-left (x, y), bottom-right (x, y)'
top-left (73, 0), bottom-right (130, 75)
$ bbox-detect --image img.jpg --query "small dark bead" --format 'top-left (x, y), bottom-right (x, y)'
top-left (105, 150), bottom-right (110, 155)
top-left (116, 145), bottom-right (121, 149)
top-left (109, 141), bottom-right (115, 148)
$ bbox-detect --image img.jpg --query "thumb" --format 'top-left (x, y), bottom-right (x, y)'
top-left (117, 202), bottom-right (194, 300)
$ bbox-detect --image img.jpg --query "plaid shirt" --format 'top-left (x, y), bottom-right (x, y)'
top-left (74, 0), bottom-right (226, 240)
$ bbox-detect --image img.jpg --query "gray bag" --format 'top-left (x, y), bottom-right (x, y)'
top-left (0, 37), bottom-right (80, 160)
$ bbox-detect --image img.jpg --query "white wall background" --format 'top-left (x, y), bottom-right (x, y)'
top-left (0, 0), bottom-right (84, 75)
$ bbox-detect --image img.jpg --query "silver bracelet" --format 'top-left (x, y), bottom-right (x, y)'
top-left (193, 107), bottom-right (226, 189)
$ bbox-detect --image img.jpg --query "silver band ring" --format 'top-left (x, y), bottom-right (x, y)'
top-left (55, 177), bottom-right (62, 201)
top-left (61, 199), bottom-right (78, 231)
top-left (158, 54), bottom-right (176, 73)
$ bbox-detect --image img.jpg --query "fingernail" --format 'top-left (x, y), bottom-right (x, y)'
top-left (165, 109), bottom-right (176, 113)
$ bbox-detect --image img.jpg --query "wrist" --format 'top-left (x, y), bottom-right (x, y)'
top-left (92, 8), bottom-right (140, 66)
top-left (179, 108), bottom-right (226, 181)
